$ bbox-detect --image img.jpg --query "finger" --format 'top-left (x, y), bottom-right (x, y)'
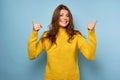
top-left (37, 24), bottom-right (40, 28)
top-left (37, 24), bottom-right (41, 28)
top-left (35, 26), bottom-right (40, 31)
top-left (32, 21), bottom-right (34, 26)
top-left (36, 26), bottom-right (41, 31)
top-left (92, 21), bottom-right (97, 27)
top-left (94, 20), bottom-right (98, 25)
top-left (36, 24), bottom-right (41, 28)
top-left (38, 24), bottom-right (42, 28)
top-left (32, 21), bottom-right (42, 29)
top-left (40, 25), bottom-right (42, 28)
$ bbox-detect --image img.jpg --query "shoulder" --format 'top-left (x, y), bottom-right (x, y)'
top-left (74, 31), bottom-right (83, 38)
top-left (42, 31), bottom-right (49, 37)
top-left (74, 31), bottom-right (85, 41)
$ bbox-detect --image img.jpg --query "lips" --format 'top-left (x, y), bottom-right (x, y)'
top-left (59, 19), bottom-right (69, 27)
top-left (60, 20), bottom-right (68, 24)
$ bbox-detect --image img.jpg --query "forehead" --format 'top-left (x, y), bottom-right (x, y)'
top-left (60, 9), bottom-right (69, 14)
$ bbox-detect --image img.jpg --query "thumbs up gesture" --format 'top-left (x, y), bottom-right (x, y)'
top-left (88, 20), bottom-right (97, 30)
top-left (32, 21), bottom-right (42, 31)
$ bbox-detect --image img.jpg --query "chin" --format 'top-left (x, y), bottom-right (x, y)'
top-left (59, 24), bottom-right (69, 28)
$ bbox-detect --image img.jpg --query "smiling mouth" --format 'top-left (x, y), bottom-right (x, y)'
top-left (61, 21), bottom-right (68, 24)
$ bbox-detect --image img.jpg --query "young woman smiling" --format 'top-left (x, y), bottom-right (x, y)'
top-left (28, 4), bottom-right (97, 80)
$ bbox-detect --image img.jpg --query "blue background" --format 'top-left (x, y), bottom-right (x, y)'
top-left (0, 0), bottom-right (120, 80)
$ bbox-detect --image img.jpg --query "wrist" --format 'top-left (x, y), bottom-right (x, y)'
top-left (33, 27), bottom-right (39, 32)
top-left (88, 28), bottom-right (95, 31)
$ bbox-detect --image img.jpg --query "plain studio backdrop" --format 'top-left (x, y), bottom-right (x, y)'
top-left (0, 0), bottom-right (120, 80)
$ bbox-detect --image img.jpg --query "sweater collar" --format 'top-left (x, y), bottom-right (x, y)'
top-left (58, 27), bottom-right (67, 35)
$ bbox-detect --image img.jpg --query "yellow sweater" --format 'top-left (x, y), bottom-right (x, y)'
top-left (28, 28), bottom-right (97, 80)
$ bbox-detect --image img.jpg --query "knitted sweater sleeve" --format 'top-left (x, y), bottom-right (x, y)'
top-left (27, 30), bottom-right (45, 60)
top-left (77, 30), bottom-right (97, 60)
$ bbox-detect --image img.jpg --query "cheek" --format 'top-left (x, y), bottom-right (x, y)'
top-left (59, 17), bottom-right (62, 21)
top-left (67, 17), bottom-right (70, 21)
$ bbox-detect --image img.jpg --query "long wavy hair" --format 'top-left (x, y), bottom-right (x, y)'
top-left (42, 4), bottom-right (82, 46)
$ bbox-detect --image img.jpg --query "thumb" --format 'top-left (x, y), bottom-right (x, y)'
top-left (32, 21), bottom-right (34, 26)
top-left (94, 20), bottom-right (98, 25)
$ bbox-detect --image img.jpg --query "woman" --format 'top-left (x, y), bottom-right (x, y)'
top-left (28, 4), bottom-right (97, 80)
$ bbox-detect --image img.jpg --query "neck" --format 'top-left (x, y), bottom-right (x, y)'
top-left (59, 27), bottom-right (66, 31)
top-left (58, 27), bottom-right (66, 35)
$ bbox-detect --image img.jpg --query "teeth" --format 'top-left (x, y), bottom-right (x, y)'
top-left (62, 22), bottom-right (66, 24)
top-left (61, 21), bottom-right (67, 23)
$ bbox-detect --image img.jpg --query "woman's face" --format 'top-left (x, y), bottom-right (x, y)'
top-left (58, 9), bottom-right (70, 28)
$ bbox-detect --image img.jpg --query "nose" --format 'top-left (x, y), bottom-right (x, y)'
top-left (63, 16), bottom-right (67, 20)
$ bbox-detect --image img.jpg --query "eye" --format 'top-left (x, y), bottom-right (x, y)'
top-left (66, 14), bottom-right (69, 17)
top-left (60, 13), bottom-right (63, 16)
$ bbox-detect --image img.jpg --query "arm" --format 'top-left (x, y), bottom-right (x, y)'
top-left (78, 21), bottom-right (97, 60)
top-left (28, 21), bottom-right (44, 60)
top-left (78, 30), bottom-right (97, 60)
top-left (28, 30), bottom-right (45, 60)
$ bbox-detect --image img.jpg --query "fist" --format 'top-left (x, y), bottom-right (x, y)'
top-left (88, 21), bottom-right (97, 30)
top-left (32, 21), bottom-right (42, 31)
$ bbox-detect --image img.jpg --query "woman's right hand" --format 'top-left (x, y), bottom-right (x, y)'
top-left (32, 21), bottom-right (42, 31)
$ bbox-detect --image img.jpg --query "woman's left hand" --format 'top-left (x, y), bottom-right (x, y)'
top-left (88, 20), bottom-right (97, 30)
